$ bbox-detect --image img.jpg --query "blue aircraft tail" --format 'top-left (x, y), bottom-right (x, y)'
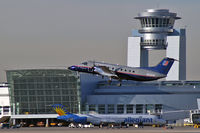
top-left (151, 57), bottom-right (175, 75)
top-left (51, 104), bottom-right (71, 116)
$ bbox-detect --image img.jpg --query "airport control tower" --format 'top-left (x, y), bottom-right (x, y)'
top-left (127, 9), bottom-right (186, 80)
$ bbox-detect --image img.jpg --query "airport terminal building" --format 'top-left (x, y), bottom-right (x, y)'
top-left (4, 69), bottom-right (200, 125)
top-left (81, 74), bottom-right (200, 121)
top-left (1, 8), bottom-right (200, 126)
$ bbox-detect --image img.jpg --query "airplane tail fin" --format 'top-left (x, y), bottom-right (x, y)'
top-left (51, 104), bottom-right (71, 116)
top-left (152, 57), bottom-right (175, 75)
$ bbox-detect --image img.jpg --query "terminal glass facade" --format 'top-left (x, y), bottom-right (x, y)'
top-left (6, 69), bottom-right (81, 115)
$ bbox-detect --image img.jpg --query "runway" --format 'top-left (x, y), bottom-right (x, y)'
top-left (1, 126), bottom-right (200, 133)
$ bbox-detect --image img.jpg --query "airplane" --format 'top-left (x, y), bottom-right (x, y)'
top-left (52, 104), bottom-right (166, 128)
top-left (68, 57), bottom-right (175, 86)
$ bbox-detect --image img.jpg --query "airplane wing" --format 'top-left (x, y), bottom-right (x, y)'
top-left (93, 66), bottom-right (118, 78)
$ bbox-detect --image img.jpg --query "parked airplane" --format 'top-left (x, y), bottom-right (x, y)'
top-left (52, 104), bottom-right (166, 127)
top-left (68, 57), bottom-right (175, 85)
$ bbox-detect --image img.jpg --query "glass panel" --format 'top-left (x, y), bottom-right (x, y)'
top-left (144, 18), bottom-right (147, 27)
top-left (98, 104), bottom-right (105, 114)
top-left (155, 104), bottom-right (162, 113)
top-left (145, 104), bottom-right (154, 114)
top-left (136, 104), bottom-right (143, 114)
top-left (126, 104), bottom-right (133, 114)
top-left (163, 18), bottom-right (166, 27)
top-left (89, 104), bottom-right (96, 112)
top-left (152, 18), bottom-right (155, 27)
top-left (156, 18), bottom-right (159, 27)
top-left (108, 104), bottom-right (115, 114)
top-left (166, 19), bottom-right (169, 27)
top-left (7, 69), bottom-right (80, 115)
top-left (117, 104), bottom-right (124, 114)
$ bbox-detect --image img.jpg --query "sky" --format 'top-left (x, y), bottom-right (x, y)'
top-left (0, 0), bottom-right (200, 81)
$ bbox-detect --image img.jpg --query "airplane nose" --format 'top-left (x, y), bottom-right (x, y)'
top-left (68, 66), bottom-right (76, 70)
top-left (68, 66), bottom-right (72, 70)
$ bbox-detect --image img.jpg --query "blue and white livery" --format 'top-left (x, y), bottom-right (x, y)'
top-left (68, 57), bottom-right (175, 86)
top-left (52, 104), bottom-right (166, 126)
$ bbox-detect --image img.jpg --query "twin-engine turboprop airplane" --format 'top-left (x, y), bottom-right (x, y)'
top-left (68, 57), bottom-right (175, 86)
top-left (52, 104), bottom-right (166, 128)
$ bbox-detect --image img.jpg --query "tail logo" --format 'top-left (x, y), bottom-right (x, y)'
top-left (162, 60), bottom-right (169, 66)
top-left (53, 106), bottom-right (67, 116)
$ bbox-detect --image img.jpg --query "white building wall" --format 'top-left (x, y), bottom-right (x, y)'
top-left (0, 85), bottom-right (11, 116)
top-left (127, 37), bottom-right (141, 67)
top-left (0, 97), bottom-right (10, 106)
top-left (166, 36), bottom-right (180, 80)
top-left (166, 29), bottom-right (186, 80)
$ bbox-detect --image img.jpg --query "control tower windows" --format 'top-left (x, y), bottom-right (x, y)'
top-left (141, 18), bottom-right (171, 28)
top-left (155, 18), bottom-right (159, 27)
top-left (152, 18), bottom-right (155, 27)
top-left (144, 18), bottom-right (147, 27)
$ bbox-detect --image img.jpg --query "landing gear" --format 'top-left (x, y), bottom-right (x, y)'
top-left (108, 77), bottom-right (112, 85)
top-left (117, 80), bottom-right (122, 87)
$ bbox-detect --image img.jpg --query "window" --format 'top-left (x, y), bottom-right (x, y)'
top-left (37, 96), bottom-right (44, 101)
top-left (155, 104), bottom-right (162, 113)
top-left (163, 18), bottom-right (167, 27)
top-left (3, 106), bottom-right (9, 112)
top-left (144, 18), bottom-right (147, 27)
top-left (29, 96), bottom-right (36, 102)
top-left (37, 90), bottom-right (44, 95)
top-left (108, 104), bottom-right (115, 114)
top-left (117, 104), bottom-right (124, 114)
top-left (155, 18), bottom-right (159, 27)
top-left (98, 104), bottom-right (105, 114)
top-left (166, 19), bottom-right (169, 27)
top-left (152, 18), bottom-right (155, 27)
top-left (126, 104), bottom-right (133, 114)
top-left (82, 62), bottom-right (88, 65)
top-left (46, 96), bottom-right (53, 101)
top-left (89, 105), bottom-right (96, 112)
top-left (29, 90), bottom-right (35, 95)
top-left (158, 18), bottom-right (162, 27)
top-left (136, 104), bottom-right (143, 114)
top-left (145, 104), bottom-right (154, 114)
top-left (0, 107), bottom-right (2, 115)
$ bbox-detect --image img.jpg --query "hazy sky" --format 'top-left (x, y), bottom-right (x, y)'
top-left (0, 0), bottom-right (200, 81)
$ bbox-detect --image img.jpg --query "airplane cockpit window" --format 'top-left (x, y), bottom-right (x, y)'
top-left (82, 62), bottom-right (88, 65)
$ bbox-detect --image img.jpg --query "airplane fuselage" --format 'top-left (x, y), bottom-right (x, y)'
top-left (57, 113), bottom-right (166, 125)
top-left (69, 61), bottom-right (166, 81)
